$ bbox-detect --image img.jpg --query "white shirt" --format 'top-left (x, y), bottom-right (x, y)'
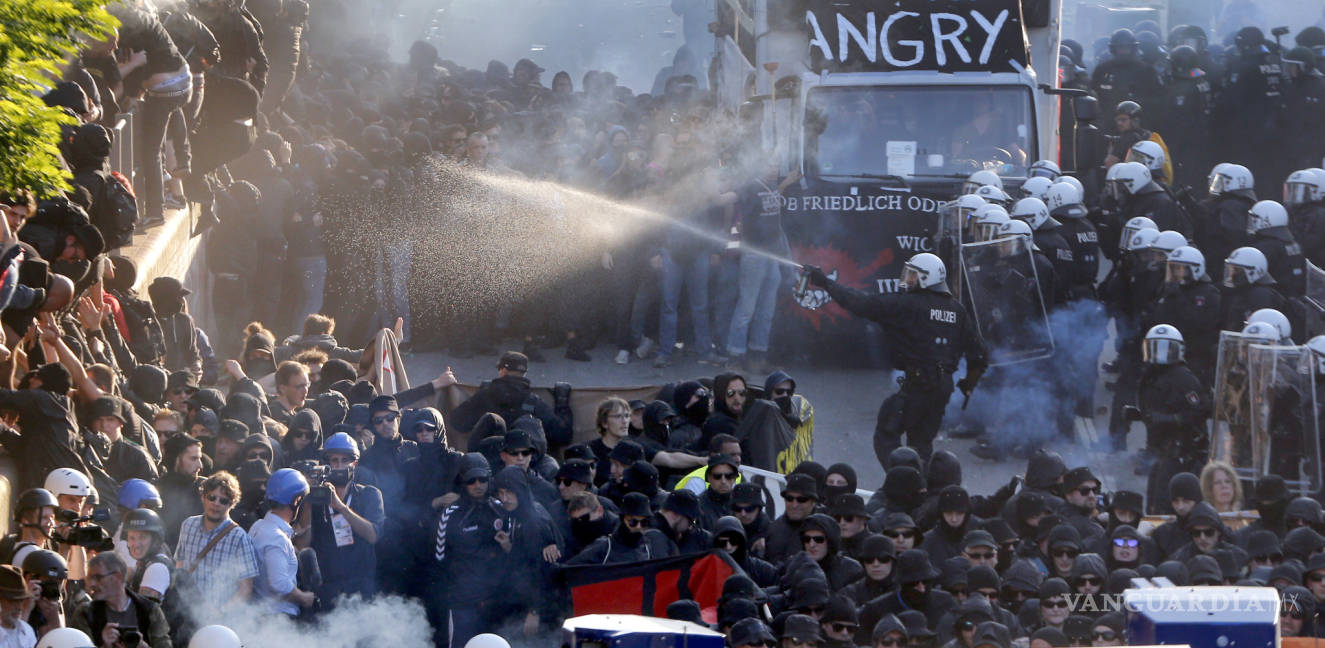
top-left (0, 619), bottom-right (36, 648)
top-left (249, 511), bottom-right (298, 616)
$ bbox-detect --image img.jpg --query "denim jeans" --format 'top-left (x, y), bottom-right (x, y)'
top-left (289, 255), bottom-right (327, 333)
top-left (374, 241), bottom-right (413, 342)
top-left (725, 252), bottom-right (782, 356)
top-left (135, 89), bottom-right (191, 222)
top-left (658, 249), bottom-right (712, 358)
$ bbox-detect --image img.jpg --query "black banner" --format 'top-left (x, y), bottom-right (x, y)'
top-left (805, 0), bottom-right (1029, 73)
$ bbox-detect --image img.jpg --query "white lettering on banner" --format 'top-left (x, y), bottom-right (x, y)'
top-left (807, 8), bottom-right (1009, 68)
top-left (896, 235), bottom-right (933, 251)
top-left (785, 194), bottom-right (931, 213)
top-left (876, 278), bottom-right (903, 293)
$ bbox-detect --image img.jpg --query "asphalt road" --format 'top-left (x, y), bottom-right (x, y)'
top-left (403, 338), bottom-right (1145, 498)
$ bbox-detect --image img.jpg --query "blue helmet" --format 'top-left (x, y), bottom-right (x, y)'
top-left (265, 468), bottom-right (310, 507)
top-left (321, 432), bottom-right (360, 460)
top-left (117, 479), bottom-right (162, 510)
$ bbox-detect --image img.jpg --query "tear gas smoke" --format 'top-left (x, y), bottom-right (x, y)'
top-left (204, 595), bottom-right (433, 648)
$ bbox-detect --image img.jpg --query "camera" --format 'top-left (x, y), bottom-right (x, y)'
top-left (39, 580), bottom-right (60, 600)
top-left (54, 509), bottom-right (113, 550)
top-left (120, 627), bottom-right (142, 648)
top-left (292, 459), bottom-right (327, 483)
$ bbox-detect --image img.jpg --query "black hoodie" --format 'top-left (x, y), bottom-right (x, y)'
top-left (279, 408), bottom-right (321, 467)
top-left (701, 373), bottom-right (745, 447)
top-left (802, 513), bottom-right (866, 590)
top-left (450, 374), bottom-right (571, 447)
top-left (491, 466), bottom-right (561, 617)
top-left (714, 515), bottom-right (777, 586)
top-left (401, 408), bottom-right (465, 527)
top-left (669, 381), bottom-right (708, 452)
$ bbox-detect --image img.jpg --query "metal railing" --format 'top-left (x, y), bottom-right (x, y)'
top-left (107, 110), bottom-right (135, 189)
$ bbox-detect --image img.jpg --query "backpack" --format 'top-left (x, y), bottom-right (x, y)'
top-left (99, 171), bottom-right (138, 249)
top-left (117, 291), bottom-right (167, 366)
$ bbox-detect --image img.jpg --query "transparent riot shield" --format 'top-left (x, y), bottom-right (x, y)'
top-left (936, 200), bottom-right (966, 300)
top-left (1247, 344), bottom-right (1321, 494)
top-left (959, 237), bottom-right (1054, 366)
top-left (1211, 331), bottom-right (1256, 476)
top-left (1307, 261), bottom-right (1325, 313)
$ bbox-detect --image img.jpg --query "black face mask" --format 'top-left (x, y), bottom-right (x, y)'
top-left (50, 258), bottom-right (90, 285)
top-left (683, 400), bottom-right (709, 423)
top-left (244, 358), bottom-right (275, 379)
top-left (824, 484), bottom-right (852, 502)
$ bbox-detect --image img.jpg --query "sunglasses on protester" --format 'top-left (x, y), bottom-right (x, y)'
top-left (783, 493), bottom-right (814, 504)
top-left (801, 534), bottom-right (828, 545)
top-left (372, 414), bottom-right (398, 425)
top-left (884, 529), bottom-right (918, 540)
top-left (710, 471), bottom-right (737, 481)
top-left (1112, 537), bottom-right (1140, 548)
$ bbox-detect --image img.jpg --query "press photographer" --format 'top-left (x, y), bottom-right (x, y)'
top-left (296, 433), bottom-right (383, 606)
top-left (70, 552), bottom-right (171, 648)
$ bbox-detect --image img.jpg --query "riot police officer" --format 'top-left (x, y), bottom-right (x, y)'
top-left (1216, 27), bottom-right (1284, 194)
top-left (1125, 325), bottom-right (1210, 511)
top-left (1221, 247), bottom-right (1290, 333)
top-left (1147, 246), bottom-right (1222, 386)
top-left (1046, 181), bottom-right (1101, 301)
top-left (1011, 197), bottom-right (1072, 307)
top-left (1196, 163), bottom-right (1257, 278)
top-left (1100, 227), bottom-right (1165, 453)
top-left (804, 254), bottom-right (987, 466)
top-left (1285, 169), bottom-right (1325, 266)
top-left (1279, 49), bottom-right (1325, 171)
top-left (1092, 29), bottom-right (1163, 123)
top-left (1108, 162), bottom-right (1192, 237)
top-left (1247, 200), bottom-right (1307, 296)
top-left (1161, 46), bottom-right (1214, 190)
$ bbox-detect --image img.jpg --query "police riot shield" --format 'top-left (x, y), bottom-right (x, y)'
top-left (936, 200), bottom-right (966, 300)
top-left (1247, 344), bottom-right (1321, 494)
top-left (1211, 331), bottom-right (1256, 476)
top-left (1308, 261), bottom-right (1325, 313)
top-left (959, 237), bottom-right (1054, 366)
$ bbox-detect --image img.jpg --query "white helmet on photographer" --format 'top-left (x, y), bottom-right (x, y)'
top-left (1223, 247), bottom-right (1270, 288)
top-left (44, 468), bottom-right (92, 498)
top-left (1246, 200), bottom-right (1288, 236)
top-left (1166, 246), bottom-right (1205, 285)
top-left (963, 169), bottom-right (1004, 195)
top-left (1143, 324), bottom-right (1184, 364)
top-left (189, 626), bottom-right (243, 648)
top-left (902, 253), bottom-right (948, 294)
top-left (1247, 308), bottom-right (1292, 343)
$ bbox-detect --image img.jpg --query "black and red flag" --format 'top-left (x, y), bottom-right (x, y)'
top-left (559, 551), bottom-right (743, 624)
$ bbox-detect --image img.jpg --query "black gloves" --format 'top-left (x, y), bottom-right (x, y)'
top-left (804, 264), bottom-right (829, 287)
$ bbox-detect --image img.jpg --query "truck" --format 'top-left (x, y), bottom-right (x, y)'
top-left (711, 0), bottom-right (1067, 363)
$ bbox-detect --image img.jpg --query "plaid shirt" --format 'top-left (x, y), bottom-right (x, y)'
top-left (176, 515), bottom-right (260, 608)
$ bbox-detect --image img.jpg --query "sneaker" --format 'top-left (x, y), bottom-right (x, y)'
top-left (634, 337), bottom-right (655, 360)
top-left (653, 355), bottom-right (672, 368)
top-left (615, 349), bottom-right (630, 365)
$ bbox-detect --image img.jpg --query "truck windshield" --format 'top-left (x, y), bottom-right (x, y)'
top-left (804, 85), bottom-right (1036, 180)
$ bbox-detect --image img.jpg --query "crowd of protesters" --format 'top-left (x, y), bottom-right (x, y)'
top-left (2, 0), bottom-right (1325, 648)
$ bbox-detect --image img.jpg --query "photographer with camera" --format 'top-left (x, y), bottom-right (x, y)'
top-left (70, 552), bottom-right (171, 648)
top-left (21, 549), bottom-right (68, 641)
top-left (248, 469), bottom-right (316, 617)
top-left (299, 433), bottom-right (382, 605)
top-left (45, 470), bottom-right (111, 587)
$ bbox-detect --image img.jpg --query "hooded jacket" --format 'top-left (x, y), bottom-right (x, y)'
top-left (279, 408), bottom-right (322, 467)
top-left (714, 515), bottom-right (777, 586)
top-left (450, 375), bottom-right (571, 448)
top-left (669, 381), bottom-right (708, 452)
top-left (801, 513), bottom-right (865, 590)
top-left (1066, 553), bottom-right (1108, 616)
top-left (701, 373), bottom-right (744, 447)
top-left (436, 483), bottom-right (506, 607)
top-left (402, 408), bottom-right (465, 527)
top-left (492, 466), bottom-right (561, 613)
top-left (276, 333), bottom-right (362, 364)
top-left (567, 516), bottom-right (676, 565)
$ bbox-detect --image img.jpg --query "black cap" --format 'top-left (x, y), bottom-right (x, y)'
top-left (620, 492), bottom-right (652, 518)
top-left (514, 58), bottom-right (545, 74)
top-left (557, 459), bottom-right (592, 485)
top-left (1063, 467), bottom-right (1100, 490)
top-left (564, 444), bottom-right (597, 462)
top-left (218, 419), bottom-right (249, 441)
top-left (962, 530), bottom-right (998, 550)
top-left (860, 534), bottom-right (895, 560)
top-left (1112, 490), bottom-right (1143, 515)
top-left (497, 351), bottom-right (529, 373)
top-left (148, 276), bottom-right (191, 300)
top-left (972, 622), bottom-right (1010, 648)
top-left (784, 474), bottom-right (818, 500)
top-left (609, 439), bottom-right (644, 464)
top-left (665, 599), bottom-right (706, 626)
top-left (664, 489), bottom-right (701, 522)
top-left (897, 611), bottom-right (933, 639)
top-left (830, 494), bottom-right (868, 518)
top-left (1168, 472), bottom-right (1202, 503)
top-left (780, 614), bottom-right (822, 644)
top-left (938, 485), bottom-right (971, 513)
top-left (167, 370), bottom-right (199, 394)
top-left (732, 483), bottom-right (763, 507)
top-left (896, 549), bottom-right (941, 583)
top-left (628, 399), bottom-right (647, 411)
top-left (730, 618), bottom-right (775, 647)
top-left (502, 429), bottom-right (533, 452)
top-left (705, 454), bottom-right (739, 477)
top-left (459, 453), bottom-right (492, 481)
top-left (369, 395), bottom-right (400, 416)
top-left (89, 396), bottom-right (126, 423)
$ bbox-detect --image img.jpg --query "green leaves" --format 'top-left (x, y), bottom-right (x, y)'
top-left (0, 0), bottom-right (117, 195)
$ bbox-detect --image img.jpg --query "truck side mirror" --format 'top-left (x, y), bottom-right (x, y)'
top-left (1073, 95), bottom-right (1099, 123)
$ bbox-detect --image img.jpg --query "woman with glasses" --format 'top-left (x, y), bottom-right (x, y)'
top-left (279, 409), bottom-right (322, 468)
top-left (1100, 525), bottom-right (1147, 570)
top-left (800, 514), bottom-right (864, 591)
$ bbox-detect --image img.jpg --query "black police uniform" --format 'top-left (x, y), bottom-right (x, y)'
top-left (1054, 210), bottom-right (1102, 300)
top-left (1289, 200), bottom-right (1325, 267)
top-left (1216, 36), bottom-right (1284, 193)
top-left (1281, 71), bottom-right (1325, 170)
top-left (1194, 193), bottom-right (1255, 278)
top-left (1146, 279), bottom-right (1223, 385)
top-left (1251, 226), bottom-right (1307, 297)
top-left (1221, 281), bottom-right (1289, 333)
top-left (1100, 257), bottom-right (1166, 451)
top-left (1033, 225), bottom-right (1076, 307)
top-left (1091, 56), bottom-right (1163, 122)
top-left (809, 270), bottom-right (987, 465)
top-left (1135, 361), bottom-right (1209, 510)
top-left (1122, 184), bottom-right (1192, 237)
top-left (1161, 57), bottom-right (1214, 190)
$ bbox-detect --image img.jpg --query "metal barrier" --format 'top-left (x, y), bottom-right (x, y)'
top-left (107, 110), bottom-right (135, 188)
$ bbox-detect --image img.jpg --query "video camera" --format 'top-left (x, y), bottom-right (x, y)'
top-left (292, 459), bottom-right (333, 508)
top-left (53, 508), bottom-right (113, 551)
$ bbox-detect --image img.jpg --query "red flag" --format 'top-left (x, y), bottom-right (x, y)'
top-left (561, 551), bottom-right (741, 620)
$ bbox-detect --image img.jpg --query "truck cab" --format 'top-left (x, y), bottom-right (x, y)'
top-left (712, 0), bottom-right (1063, 363)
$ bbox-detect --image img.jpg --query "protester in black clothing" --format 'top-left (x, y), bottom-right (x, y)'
top-left (449, 352), bottom-right (572, 448)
